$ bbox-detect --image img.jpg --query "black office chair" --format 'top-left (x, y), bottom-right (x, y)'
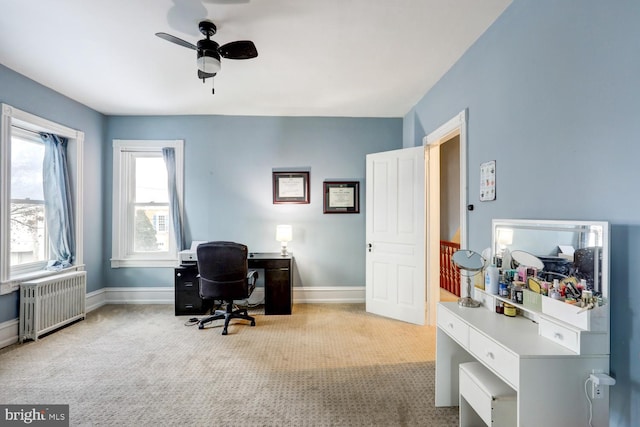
top-left (196, 241), bottom-right (258, 335)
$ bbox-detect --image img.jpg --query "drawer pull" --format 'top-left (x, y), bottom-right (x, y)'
top-left (554, 332), bottom-right (563, 340)
top-left (447, 322), bottom-right (454, 329)
top-left (485, 351), bottom-right (495, 359)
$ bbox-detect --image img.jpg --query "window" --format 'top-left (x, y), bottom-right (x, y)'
top-left (10, 130), bottom-right (48, 270)
top-left (1, 104), bottom-right (84, 289)
top-left (111, 140), bottom-right (183, 267)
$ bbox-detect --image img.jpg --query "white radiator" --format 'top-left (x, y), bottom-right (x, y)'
top-left (19, 271), bottom-right (86, 342)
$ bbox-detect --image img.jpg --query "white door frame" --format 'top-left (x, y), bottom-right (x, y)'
top-left (423, 110), bottom-right (468, 325)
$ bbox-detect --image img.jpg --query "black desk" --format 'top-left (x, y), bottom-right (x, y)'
top-left (248, 253), bottom-right (293, 315)
top-left (174, 252), bottom-right (293, 316)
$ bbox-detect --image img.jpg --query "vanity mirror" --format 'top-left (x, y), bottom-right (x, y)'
top-left (452, 249), bottom-right (485, 308)
top-left (492, 219), bottom-right (609, 300)
top-left (510, 250), bottom-right (545, 270)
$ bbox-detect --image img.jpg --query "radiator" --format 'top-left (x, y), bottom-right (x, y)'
top-left (19, 271), bottom-right (86, 342)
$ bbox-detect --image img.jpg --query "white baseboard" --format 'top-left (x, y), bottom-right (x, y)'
top-left (95, 285), bottom-right (365, 306)
top-left (85, 286), bottom-right (175, 311)
top-left (0, 286), bottom-right (365, 349)
top-left (86, 288), bottom-right (107, 312)
top-left (294, 286), bottom-right (365, 303)
top-left (0, 318), bottom-right (19, 349)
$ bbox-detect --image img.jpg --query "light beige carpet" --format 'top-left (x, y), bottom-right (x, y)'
top-left (0, 304), bottom-right (458, 426)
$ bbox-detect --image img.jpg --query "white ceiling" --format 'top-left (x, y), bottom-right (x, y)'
top-left (0, 0), bottom-right (511, 118)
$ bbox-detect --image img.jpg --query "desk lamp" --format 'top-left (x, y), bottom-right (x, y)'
top-left (452, 249), bottom-right (484, 308)
top-left (276, 225), bottom-right (292, 256)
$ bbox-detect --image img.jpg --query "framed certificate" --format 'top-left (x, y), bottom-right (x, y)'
top-left (273, 171), bottom-right (310, 204)
top-left (323, 181), bottom-right (359, 214)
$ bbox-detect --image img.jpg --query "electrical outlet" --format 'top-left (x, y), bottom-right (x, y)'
top-left (592, 382), bottom-right (603, 399)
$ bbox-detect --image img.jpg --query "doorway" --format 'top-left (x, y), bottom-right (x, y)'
top-left (424, 110), bottom-right (468, 325)
top-left (439, 135), bottom-right (461, 302)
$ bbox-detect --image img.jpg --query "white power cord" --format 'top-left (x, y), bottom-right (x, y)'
top-left (584, 377), bottom-right (594, 427)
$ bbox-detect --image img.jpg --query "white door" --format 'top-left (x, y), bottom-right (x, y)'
top-left (365, 146), bottom-right (426, 325)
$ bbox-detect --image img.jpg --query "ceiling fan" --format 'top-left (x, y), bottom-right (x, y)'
top-left (156, 19), bottom-right (258, 94)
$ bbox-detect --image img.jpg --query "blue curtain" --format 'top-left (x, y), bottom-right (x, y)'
top-left (41, 133), bottom-right (74, 269)
top-left (162, 147), bottom-right (185, 251)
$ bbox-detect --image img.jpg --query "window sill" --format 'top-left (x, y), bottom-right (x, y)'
top-left (0, 264), bottom-right (86, 295)
top-left (110, 258), bottom-right (178, 268)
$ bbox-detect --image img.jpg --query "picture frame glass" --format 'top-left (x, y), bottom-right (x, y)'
top-left (273, 172), bottom-right (310, 204)
top-left (323, 181), bottom-right (359, 213)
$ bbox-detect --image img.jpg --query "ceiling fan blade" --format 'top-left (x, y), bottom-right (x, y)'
top-left (219, 40), bottom-right (258, 59)
top-left (198, 70), bottom-right (217, 79)
top-left (155, 32), bottom-right (197, 50)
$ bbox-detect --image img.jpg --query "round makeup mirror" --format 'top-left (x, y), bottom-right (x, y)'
top-left (452, 250), bottom-right (485, 271)
top-left (452, 250), bottom-right (485, 308)
top-left (511, 250), bottom-right (544, 270)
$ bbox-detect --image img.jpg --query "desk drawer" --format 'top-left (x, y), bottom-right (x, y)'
top-left (437, 306), bottom-right (470, 348)
top-left (469, 329), bottom-right (519, 389)
top-left (175, 265), bottom-right (207, 316)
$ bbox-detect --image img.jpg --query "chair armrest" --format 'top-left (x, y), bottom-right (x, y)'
top-left (247, 270), bottom-right (258, 295)
top-left (247, 270), bottom-right (258, 283)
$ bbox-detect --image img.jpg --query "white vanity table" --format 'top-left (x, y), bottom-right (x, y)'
top-left (435, 219), bottom-right (611, 427)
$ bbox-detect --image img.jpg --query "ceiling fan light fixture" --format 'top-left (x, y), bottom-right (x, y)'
top-left (197, 52), bottom-right (221, 74)
top-left (197, 38), bottom-right (221, 74)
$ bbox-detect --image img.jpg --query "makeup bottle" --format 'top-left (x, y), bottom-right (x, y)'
top-left (485, 259), bottom-right (499, 295)
top-left (550, 279), bottom-right (562, 300)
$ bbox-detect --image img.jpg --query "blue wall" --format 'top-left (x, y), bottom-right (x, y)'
top-left (0, 64), bottom-right (106, 321)
top-left (404, 1), bottom-right (639, 424)
top-left (104, 115), bottom-right (401, 289)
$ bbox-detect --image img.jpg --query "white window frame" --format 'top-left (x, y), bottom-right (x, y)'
top-left (111, 139), bottom-right (184, 268)
top-left (0, 104), bottom-right (85, 292)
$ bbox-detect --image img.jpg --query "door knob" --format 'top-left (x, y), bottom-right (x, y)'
top-left (367, 243), bottom-right (372, 252)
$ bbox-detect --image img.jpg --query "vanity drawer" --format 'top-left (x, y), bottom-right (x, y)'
top-left (469, 329), bottom-right (519, 389)
top-left (538, 316), bottom-right (609, 354)
top-left (437, 305), bottom-right (470, 348)
top-left (538, 317), bottom-right (579, 352)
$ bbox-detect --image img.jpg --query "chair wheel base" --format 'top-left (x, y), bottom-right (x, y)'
top-left (196, 301), bottom-right (256, 334)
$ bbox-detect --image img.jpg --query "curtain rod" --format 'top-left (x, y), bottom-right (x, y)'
top-left (11, 124), bottom-right (43, 136)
